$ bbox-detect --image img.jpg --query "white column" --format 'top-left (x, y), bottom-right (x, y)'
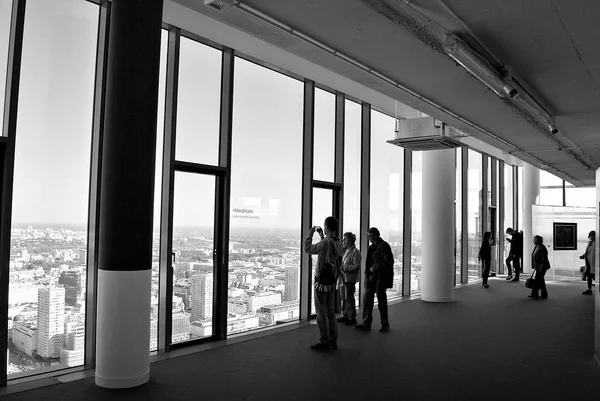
top-left (421, 149), bottom-right (455, 302)
top-left (95, 270), bottom-right (152, 388)
top-left (522, 163), bottom-right (540, 273)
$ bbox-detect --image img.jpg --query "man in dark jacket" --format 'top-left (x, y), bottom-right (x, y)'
top-left (505, 227), bottom-right (522, 281)
top-left (355, 227), bottom-right (394, 333)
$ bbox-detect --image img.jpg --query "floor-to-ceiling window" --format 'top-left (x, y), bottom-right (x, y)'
top-left (467, 150), bottom-right (483, 282)
top-left (343, 99), bottom-right (361, 306)
top-left (229, 57), bottom-right (303, 332)
top-left (411, 151), bottom-right (422, 294)
top-left (504, 164), bottom-right (514, 269)
top-left (370, 110), bottom-right (404, 297)
top-left (565, 185), bottom-right (595, 208)
top-left (7, 0), bottom-right (99, 378)
top-left (455, 148), bottom-right (462, 285)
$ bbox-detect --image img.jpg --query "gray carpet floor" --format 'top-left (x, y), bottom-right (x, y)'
top-left (4, 277), bottom-right (598, 400)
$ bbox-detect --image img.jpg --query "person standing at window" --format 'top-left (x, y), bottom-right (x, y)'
top-left (355, 227), bottom-right (394, 333)
top-left (529, 235), bottom-right (549, 300)
top-left (337, 232), bottom-right (361, 326)
top-left (478, 231), bottom-right (492, 289)
top-left (580, 230), bottom-right (596, 295)
top-left (505, 227), bottom-right (522, 282)
top-left (304, 216), bottom-right (342, 351)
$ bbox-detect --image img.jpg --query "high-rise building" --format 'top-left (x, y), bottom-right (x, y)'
top-left (58, 271), bottom-right (85, 307)
top-left (60, 317), bottom-right (85, 367)
top-left (191, 273), bottom-right (213, 322)
top-left (283, 266), bottom-right (299, 302)
top-left (37, 287), bottom-right (65, 359)
top-left (247, 292), bottom-right (282, 313)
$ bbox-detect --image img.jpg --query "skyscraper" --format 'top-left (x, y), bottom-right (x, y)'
top-left (37, 287), bottom-right (65, 359)
top-left (283, 266), bottom-right (299, 302)
top-left (191, 273), bottom-right (213, 322)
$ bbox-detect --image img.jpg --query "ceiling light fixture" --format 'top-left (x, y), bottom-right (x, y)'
top-left (443, 35), bottom-right (518, 99)
top-left (548, 122), bottom-right (558, 134)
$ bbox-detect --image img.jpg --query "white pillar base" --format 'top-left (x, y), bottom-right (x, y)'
top-left (95, 269), bottom-right (151, 389)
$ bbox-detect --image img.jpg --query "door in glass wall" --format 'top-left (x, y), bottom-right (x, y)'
top-left (171, 173), bottom-right (217, 343)
top-left (503, 164), bottom-right (514, 275)
top-left (7, 0), bottom-right (99, 379)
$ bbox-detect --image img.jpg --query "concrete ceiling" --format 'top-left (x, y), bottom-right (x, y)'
top-left (174, 0), bottom-right (600, 186)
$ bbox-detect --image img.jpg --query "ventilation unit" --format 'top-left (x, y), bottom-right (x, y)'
top-left (204, 0), bottom-right (235, 11)
top-left (387, 116), bottom-right (462, 151)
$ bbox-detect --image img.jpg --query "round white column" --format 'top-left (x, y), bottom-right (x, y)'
top-left (95, 269), bottom-right (152, 388)
top-left (522, 163), bottom-right (540, 273)
top-left (421, 149), bottom-right (455, 302)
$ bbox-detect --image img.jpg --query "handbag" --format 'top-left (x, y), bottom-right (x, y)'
top-left (525, 271), bottom-right (536, 289)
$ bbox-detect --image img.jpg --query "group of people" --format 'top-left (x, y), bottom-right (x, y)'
top-left (478, 227), bottom-right (597, 299)
top-left (304, 217), bottom-right (394, 351)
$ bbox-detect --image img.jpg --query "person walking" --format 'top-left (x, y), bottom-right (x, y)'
top-left (505, 227), bottom-right (522, 281)
top-left (580, 230), bottom-right (596, 295)
top-left (478, 231), bottom-right (492, 288)
top-left (529, 235), bottom-right (550, 300)
top-left (355, 227), bottom-right (394, 333)
top-left (337, 232), bottom-right (361, 325)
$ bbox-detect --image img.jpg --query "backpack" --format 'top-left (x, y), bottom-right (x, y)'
top-left (314, 238), bottom-right (341, 293)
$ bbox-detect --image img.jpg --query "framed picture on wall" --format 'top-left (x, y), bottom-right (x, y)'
top-left (553, 222), bottom-right (577, 250)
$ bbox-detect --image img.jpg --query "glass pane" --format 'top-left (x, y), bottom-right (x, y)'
top-left (149, 30), bottom-right (168, 353)
top-left (539, 170), bottom-right (563, 206)
top-left (411, 152), bottom-right (422, 294)
top-left (0, 0), bottom-right (11, 130)
top-left (517, 167), bottom-right (523, 228)
top-left (343, 100), bottom-right (361, 307)
top-left (566, 186), bottom-right (595, 208)
top-left (467, 150), bottom-right (482, 282)
top-left (370, 110), bottom-right (403, 298)
top-left (175, 37), bottom-right (221, 165)
top-left (8, 0), bottom-right (98, 378)
top-left (455, 149), bottom-right (462, 285)
top-left (172, 173), bottom-right (216, 343)
top-left (311, 188), bottom-right (333, 315)
top-left (229, 58), bottom-right (303, 333)
top-left (313, 88), bottom-right (335, 182)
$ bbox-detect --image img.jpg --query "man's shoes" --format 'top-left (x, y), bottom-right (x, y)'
top-left (329, 341), bottom-right (338, 350)
top-left (483, 283), bottom-right (490, 289)
top-left (310, 342), bottom-right (330, 351)
top-left (510, 278), bottom-right (519, 282)
top-left (379, 323), bottom-right (390, 333)
top-left (583, 289), bottom-right (593, 295)
top-left (540, 295), bottom-right (548, 299)
top-left (528, 295), bottom-right (538, 299)
top-left (354, 324), bottom-right (371, 331)
top-left (337, 316), bottom-right (348, 323)
top-left (506, 275), bottom-right (513, 281)
top-left (345, 318), bottom-right (357, 325)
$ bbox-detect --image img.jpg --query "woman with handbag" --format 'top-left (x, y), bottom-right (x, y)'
top-left (529, 235), bottom-right (549, 300)
top-left (478, 231), bottom-right (492, 288)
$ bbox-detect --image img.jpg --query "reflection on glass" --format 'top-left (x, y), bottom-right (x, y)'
top-left (313, 88), bottom-right (335, 182)
top-left (411, 152), bottom-right (422, 294)
top-left (343, 100), bottom-right (361, 306)
top-left (175, 37), bottom-right (222, 166)
top-left (149, 31), bottom-right (168, 353)
top-left (0, 0), bottom-right (11, 129)
top-left (229, 57), bottom-right (303, 333)
top-left (370, 110), bottom-right (404, 298)
top-left (467, 150), bottom-right (482, 282)
top-left (8, 0), bottom-right (98, 378)
top-left (455, 148), bottom-right (462, 285)
top-left (311, 188), bottom-right (333, 315)
top-left (171, 173), bottom-right (216, 343)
